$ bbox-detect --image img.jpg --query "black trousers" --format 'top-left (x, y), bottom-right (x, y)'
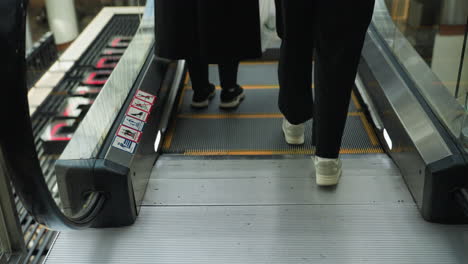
top-left (187, 58), bottom-right (239, 95)
top-left (276, 0), bottom-right (375, 158)
top-left (185, 12), bottom-right (240, 95)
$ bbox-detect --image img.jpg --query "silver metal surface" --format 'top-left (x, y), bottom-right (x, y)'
top-left (372, 0), bottom-right (467, 144)
top-left (159, 60), bottom-right (186, 134)
top-left (105, 59), bottom-right (185, 208)
top-left (0, 148), bottom-right (25, 259)
top-left (363, 28), bottom-right (452, 165)
top-left (144, 156), bottom-right (407, 206)
top-left (60, 5), bottom-right (154, 160)
top-left (45, 155), bottom-right (468, 264)
top-left (360, 32), bottom-right (435, 205)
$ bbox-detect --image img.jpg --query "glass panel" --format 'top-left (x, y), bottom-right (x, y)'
top-left (374, 0), bottom-right (468, 153)
top-left (0, 237), bottom-right (4, 260)
top-left (462, 33), bottom-right (468, 151)
top-left (461, 22), bottom-right (468, 110)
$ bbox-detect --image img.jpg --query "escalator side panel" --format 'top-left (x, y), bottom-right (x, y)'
top-left (360, 27), bottom-right (468, 223)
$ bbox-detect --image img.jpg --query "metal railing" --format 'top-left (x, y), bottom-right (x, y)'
top-left (0, 149), bottom-right (25, 263)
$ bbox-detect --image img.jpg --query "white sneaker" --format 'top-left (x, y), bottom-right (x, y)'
top-left (314, 156), bottom-right (342, 186)
top-left (282, 118), bottom-right (304, 145)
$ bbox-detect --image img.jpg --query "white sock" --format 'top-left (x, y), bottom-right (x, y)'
top-left (315, 156), bottom-right (339, 162)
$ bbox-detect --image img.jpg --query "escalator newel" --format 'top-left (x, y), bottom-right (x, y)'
top-left (0, 0), bottom-right (105, 230)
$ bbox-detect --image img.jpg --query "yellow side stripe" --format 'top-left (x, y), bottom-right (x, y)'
top-left (351, 91), bottom-right (362, 110)
top-left (178, 112), bottom-right (362, 119)
top-left (184, 84), bottom-right (316, 90)
top-left (183, 148), bottom-right (383, 156)
top-left (358, 112), bottom-right (380, 146)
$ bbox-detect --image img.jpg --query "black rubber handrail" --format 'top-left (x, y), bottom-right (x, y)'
top-left (0, 0), bottom-right (105, 230)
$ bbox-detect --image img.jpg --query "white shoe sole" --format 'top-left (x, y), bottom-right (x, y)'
top-left (316, 169), bottom-right (342, 186)
top-left (282, 124), bottom-right (305, 145)
top-left (219, 92), bottom-right (245, 109)
top-left (191, 91), bottom-right (216, 108)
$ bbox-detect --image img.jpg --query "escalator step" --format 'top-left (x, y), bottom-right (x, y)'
top-left (163, 114), bottom-right (382, 155)
top-left (168, 63), bottom-right (380, 155)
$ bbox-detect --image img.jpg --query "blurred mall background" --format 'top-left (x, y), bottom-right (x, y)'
top-left (26, 0), bottom-right (468, 107)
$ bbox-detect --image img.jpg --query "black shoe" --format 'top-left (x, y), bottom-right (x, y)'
top-left (220, 85), bottom-right (245, 109)
top-left (191, 84), bottom-right (216, 108)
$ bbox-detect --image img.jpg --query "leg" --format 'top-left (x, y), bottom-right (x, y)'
top-left (187, 56), bottom-right (210, 95)
top-left (314, 0), bottom-right (375, 158)
top-left (276, 0), bottom-right (314, 125)
top-left (218, 61), bottom-right (245, 108)
top-left (218, 61), bottom-right (239, 89)
top-left (187, 56), bottom-right (215, 108)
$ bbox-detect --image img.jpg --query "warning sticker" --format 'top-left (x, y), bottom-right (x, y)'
top-left (131, 97), bottom-right (153, 113)
top-left (117, 125), bottom-right (142, 142)
top-left (123, 116), bottom-right (144, 131)
top-left (135, 90), bottom-right (156, 104)
top-left (127, 106), bottom-right (149, 122)
top-left (112, 136), bottom-right (137, 154)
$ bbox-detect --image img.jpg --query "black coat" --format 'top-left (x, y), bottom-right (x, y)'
top-left (155, 0), bottom-right (262, 63)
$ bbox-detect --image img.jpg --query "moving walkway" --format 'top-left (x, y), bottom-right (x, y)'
top-left (2, 0), bottom-right (468, 263)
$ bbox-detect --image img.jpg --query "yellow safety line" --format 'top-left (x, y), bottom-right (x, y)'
top-left (358, 112), bottom-right (379, 146)
top-left (184, 148), bottom-right (383, 156)
top-left (184, 72), bottom-right (190, 85)
top-left (351, 91), bottom-right (362, 111)
top-left (178, 113), bottom-right (284, 119)
top-left (178, 112), bottom-right (363, 119)
top-left (162, 83), bottom-right (188, 150)
top-left (185, 85), bottom-right (280, 90)
top-left (185, 150), bottom-right (314, 156)
top-left (162, 119), bottom-right (177, 150)
top-left (177, 85), bottom-right (188, 111)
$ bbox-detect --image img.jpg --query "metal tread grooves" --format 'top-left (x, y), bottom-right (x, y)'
top-left (163, 64), bottom-right (382, 155)
top-left (45, 205), bottom-right (468, 264)
top-left (164, 115), bottom-right (381, 155)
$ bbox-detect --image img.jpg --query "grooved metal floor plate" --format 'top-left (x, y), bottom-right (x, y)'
top-left (143, 156), bottom-right (409, 206)
top-left (45, 155), bottom-right (468, 264)
top-left (164, 116), bottom-right (381, 154)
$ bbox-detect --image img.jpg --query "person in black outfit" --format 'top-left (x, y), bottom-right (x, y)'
top-left (155, 1), bottom-right (262, 108)
top-left (275, 0), bottom-right (375, 186)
